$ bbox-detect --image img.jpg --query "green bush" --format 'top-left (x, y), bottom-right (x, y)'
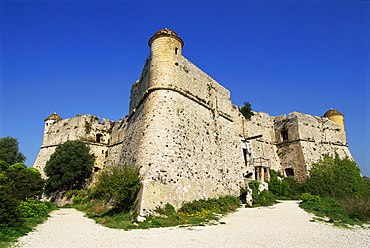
top-left (239, 102), bottom-right (254, 120)
top-left (268, 170), bottom-right (289, 197)
top-left (155, 203), bottom-right (176, 216)
top-left (300, 154), bottom-right (370, 223)
top-left (257, 190), bottom-right (276, 206)
top-left (4, 166), bottom-right (45, 200)
top-left (300, 193), bottom-right (320, 202)
top-left (18, 199), bottom-right (49, 218)
top-left (179, 196), bottom-right (240, 215)
top-left (267, 169), bottom-right (303, 199)
top-left (92, 164), bottom-right (142, 213)
top-left (304, 154), bottom-right (366, 199)
top-left (247, 180), bottom-right (276, 206)
top-left (0, 188), bottom-right (23, 228)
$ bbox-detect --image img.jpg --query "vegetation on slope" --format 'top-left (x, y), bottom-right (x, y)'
top-left (67, 164), bottom-right (240, 230)
top-left (264, 154), bottom-right (370, 226)
top-left (300, 154), bottom-right (370, 226)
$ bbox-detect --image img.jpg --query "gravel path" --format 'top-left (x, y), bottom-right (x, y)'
top-left (16, 201), bottom-right (370, 248)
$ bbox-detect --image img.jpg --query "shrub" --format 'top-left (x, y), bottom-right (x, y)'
top-left (300, 154), bottom-right (370, 223)
top-left (4, 167), bottom-right (45, 200)
top-left (92, 164), bottom-right (142, 213)
top-left (268, 170), bottom-right (289, 197)
top-left (0, 188), bottom-right (23, 228)
top-left (257, 190), bottom-right (276, 206)
top-left (300, 193), bottom-right (320, 202)
top-left (155, 203), bottom-right (176, 216)
top-left (239, 102), bottom-right (254, 120)
top-left (247, 180), bottom-right (276, 206)
top-left (304, 154), bottom-right (366, 199)
top-left (179, 196), bottom-right (240, 215)
top-left (17, 199), bottom-right (49, 218)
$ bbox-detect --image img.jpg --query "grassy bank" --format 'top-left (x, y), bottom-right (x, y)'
top-left (68, 195), bottom-right (240, 230)
top-left (0, 201), bottom-right (58, 248)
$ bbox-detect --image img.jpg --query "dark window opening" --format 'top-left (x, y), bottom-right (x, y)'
top-left (96, 134), bottom-right (103, 143)
top-left (285, 168), bottom-right (294, 177)
top-left (242, 148), bottom-right (248, 165)
top-left (281, 130), bottom-right (289, 141)
top-left (264, 168), bottom-right (270, 181)
top-left (175, 47), bottom-right (178, 54)
top-left (94, 167), bottom-right (100, 172)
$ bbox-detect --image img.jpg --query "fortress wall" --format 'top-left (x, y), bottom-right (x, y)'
top-left (274, 112), bottom-right (352, 181)
top-left (129, 89), bottom-right (245, 214)
top-left (276, 141), bottom-right (307, 181)
top-left (129, 62), bottom-right (151, 113)
top-left (237, 112), bottom-right (281, 173)
top-left (146, 54), bottom-right (233, 118)
top-left (42, 115), bottom-right (111, 146)
top-left (34, 115), bottom-right (113, 177)
top-left (33, 146), bottom-right (57, 178)
top-left (174, 56), bottom-right (233, 116)
top-left (88, 144), bottom-right (109, 170)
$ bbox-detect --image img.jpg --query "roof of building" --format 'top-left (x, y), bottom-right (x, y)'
top-left (148, 28), bottom-right (184, 47)
top-left (323, 108), bottom-right (344, 117)
top-left (44, 112), bottom-right (62, 121)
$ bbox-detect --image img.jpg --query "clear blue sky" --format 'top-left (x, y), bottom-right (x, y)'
top-left (1, 1), bottom-right (369, 176)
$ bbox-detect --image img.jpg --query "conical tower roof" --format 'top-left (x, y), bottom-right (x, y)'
top-left (148, 28), bottom-right (184, 47)
top-left (323, 108), bottom-right (344, 117)
top-left (44, 112), bottom-right (62, 121)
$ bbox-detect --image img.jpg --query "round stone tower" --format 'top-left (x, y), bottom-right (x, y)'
top-left (324, 108), bottom-right (346, 143)
top-left (148, 28), bottom-right (184, 60)
top-left (147, 29), bottom-right (184, 90)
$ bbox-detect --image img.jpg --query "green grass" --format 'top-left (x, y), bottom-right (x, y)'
top-left (300, 197), bottom-right (370, 228)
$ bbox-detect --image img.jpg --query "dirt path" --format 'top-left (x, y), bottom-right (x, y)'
top-left (15, 201), bottom-right (370, 248)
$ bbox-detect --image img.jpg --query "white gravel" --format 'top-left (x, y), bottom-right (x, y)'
top-left (15, 201), bottom-right (370, 248)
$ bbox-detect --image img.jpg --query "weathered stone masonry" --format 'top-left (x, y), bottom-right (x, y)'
top-left (33, 29), bottom-right (353, 215)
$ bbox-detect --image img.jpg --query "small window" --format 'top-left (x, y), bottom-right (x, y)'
top-left (96, 134), bottom-right (103, 143)
top-left (285, 168), bottom-right (294, 177)
top-left (175, 47), bottom-right (178, 54)
top-left (281, 130), bottom-right (289, 141)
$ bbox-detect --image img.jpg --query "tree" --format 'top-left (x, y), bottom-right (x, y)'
top-left (44, 140), bottom-right (95, 193)
top-left (0, 137), bottom-right (26, 165)
top-left (0, 162), bottom-right (45, 228)
top-left (239, 101), bottom-right (254, 120)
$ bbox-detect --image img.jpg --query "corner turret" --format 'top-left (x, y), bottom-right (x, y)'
top-left (44, 112), bottom-right (62, 126)
top-left (148, 28), bottom-right (184, 61)
top-left (323, 108), bottom-right (346, 143)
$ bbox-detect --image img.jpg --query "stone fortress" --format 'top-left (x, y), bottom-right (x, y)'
top-left (33, 29), bottom-right (352, 216)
